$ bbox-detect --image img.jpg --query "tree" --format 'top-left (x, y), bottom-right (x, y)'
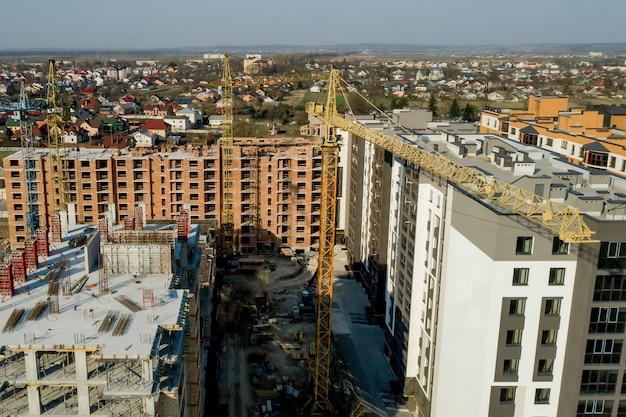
top-left (462, 103), bottom-right (477, 122)
top-left (428, 93), bottom-right (439, 118)
top-left (449, 98), bottom-right (462, 119)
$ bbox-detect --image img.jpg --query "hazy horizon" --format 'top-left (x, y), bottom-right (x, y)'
top-left (2, 0), bottom-right (625, 51)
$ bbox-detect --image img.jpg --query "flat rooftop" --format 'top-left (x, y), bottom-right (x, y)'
top-left (0, 226), bottom-right (186, 358)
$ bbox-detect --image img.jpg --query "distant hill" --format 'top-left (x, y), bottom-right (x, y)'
top-left (1, 43), bottom-right (625, 57)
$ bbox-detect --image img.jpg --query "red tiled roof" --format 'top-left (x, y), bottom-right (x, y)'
top-left (140, 119), bottom-right (168, 130)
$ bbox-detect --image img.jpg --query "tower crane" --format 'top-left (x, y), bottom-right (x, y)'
top-left (219, 55), bottom-right (235, 256)
top-left (305, 67), bottom-right (596, 412)
top-left (0, 81), bottom-right (42, 243)
top-left (46, 59), bottom-right (68, 242)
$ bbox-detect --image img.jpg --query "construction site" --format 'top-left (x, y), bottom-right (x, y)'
top-left (0, 207), bottom-right (210, 417)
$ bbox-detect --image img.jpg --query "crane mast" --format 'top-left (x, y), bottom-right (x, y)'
top-left (18, 82), bottom-right (40, 239)
top-left (220, 55), bottom-right (235, 256)
top-left (305, 66), bottom-right (596, 411)
top-left (46, 60), bottom-right (67, 221)
top-left (310, 68), bottom-right (340, 413)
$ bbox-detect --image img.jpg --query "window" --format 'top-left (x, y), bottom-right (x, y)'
top-left (84, 205), bottom-right (92, 212)
top-left (599, 242), bottom-right (626, 269)
top-left (512, 268), bottom-right (529, 285)
top-left (84, 216), bottom-right (93, 223)
top-left (546, 138), bottom-right (553, 146)
top-left (297, 160), bottom-right (306, 167)
top-left (577, 400), bottom-right (612, 417)
top-left (545, 298), bottom-right (561, 315)
top-left (515, 236), bottom-right (533, 254)
top-left (541, 329), bottom-right (558, 345)
top-left (505, 329), bottom-right (523, 346)
top-left (82, 183), bottom-right (91, 190)
top-left (12, 193), bottom-right (21, 200)
top-left (580, 370), bottom-right (618, 394)
top-left (586, 339), bottom-right (622, 364)
top-left (503, 359), bottom-right (519, 375)
top-left (535, 388), bottom-right (550, 404)
top-left (13, 204), bottom-right (22, 211)
top-left (549, 268), bottom-right (565, 285)
top-left (190, 183), bottom-right (198, 189)
top-left (537, 358), bottom-right (554, 375)
top-left (509, 299), bottom-right (526, 315)
top-left (119, 204), bottom-right (128, 210)
top-left (297, 215), bottom-right (305, 222)
top-left (10, 171), bottom-right (19, 178)
top-left (499, 387), bottom-right (516, 403)
top-left (190, 172), bottom-right (198, 179)
top-left (552, 237), bottom-right (569, 254)
top-left (589, 307), bottom-right (626, 333)
top-left (81, 160), bottom-right (89, 168)
top-left (189, 160), bottom-right (198, 168)
top-left (81, 172), bottom-right (90, 179)
top-left (594, 275), bottom-right (626, 301)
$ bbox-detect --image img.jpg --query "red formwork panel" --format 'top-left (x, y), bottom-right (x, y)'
top-left (24, 237), bottom-right (38, 270)
top-left (36, 228), bottom-right (49, 257)
top-left (177, 209), bottom-right (189, 241)
top-left (0, 264), bottom-right (13, 297)
top-left (11, 250), bottom-right (26, 283)
top-left (124, 216), bottom-right (135, 231)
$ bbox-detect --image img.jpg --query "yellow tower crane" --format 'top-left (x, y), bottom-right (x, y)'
top-left (46, 59), bottom-right (68, 242)
top-left (220, 55), bottom-right (235, 256)
top-left (306, 67), bottom-right (596, 412)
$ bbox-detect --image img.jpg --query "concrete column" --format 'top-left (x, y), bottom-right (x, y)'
top-left (142, 359), bottom-right (153, 383)
top-left (143, 396), bottom-right (156, 416)
top-left (77, 386), bottom-right (91, 416)
top-left (27, 385), bottom-right (41, 415)
top-left (24, 351), bottom-right (38, 381)
top-left (75, 351), bottom-right (88, 380)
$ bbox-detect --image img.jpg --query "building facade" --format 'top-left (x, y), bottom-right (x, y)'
top-left (343, 116), bottom-right (626, 416)
top-left (4, 137), bottom-right (328, 255)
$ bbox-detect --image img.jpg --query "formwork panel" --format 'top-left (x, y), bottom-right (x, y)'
top-left (36, 228), bottom-right (49, 257)
top-left (0, 264), bottom-right (13, 297)
top-left (24, 237), bottom-right (38, 271)
top-left (11, 250), bottom-right (26, 282)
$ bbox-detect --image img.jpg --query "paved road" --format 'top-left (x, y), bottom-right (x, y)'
top-left (331, 247), bottom-right (412, 417)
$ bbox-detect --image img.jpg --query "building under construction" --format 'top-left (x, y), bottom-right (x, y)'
top-left (0, 216), bottom-right (210, 417)
top-left (2, 137), bottom-right (346, 255)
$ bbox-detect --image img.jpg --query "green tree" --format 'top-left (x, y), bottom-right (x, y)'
top-left (428, 93), bottom-right (439, 118)
top-left (462, 103), bottom-right (477, 122)
top-left (449, 98), bottom-right (462, 119)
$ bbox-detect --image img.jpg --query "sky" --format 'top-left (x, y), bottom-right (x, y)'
top-left (2, 0), bottom-right (625, 50)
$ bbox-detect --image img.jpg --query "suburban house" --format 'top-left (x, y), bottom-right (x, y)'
top-left (175, 107), bottom-right (202, 125)
top-left (62, 125), bottom-right (87, 144)
top-left (163, 115), bottom-right (190, 133)
top-left (132, 129), bottom-right (156, 147)
top-left (139, 119), bottom-right (170, 139)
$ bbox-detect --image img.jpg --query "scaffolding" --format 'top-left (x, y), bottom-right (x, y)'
top-left (24, 237), bottom-right (38, 271)
top-left (102, 244), bottom-right (172, 276)
top-left (11, 250), bottom-right (26, 283)
top-left (177, 209), bottom-right (190, 241)
top-left (111, 230), bottom-right (175, 249)
top-left (50, 214), bottom-right (62, 243)
top-left (133, 205), bottom-right (144, 230)
top-left (36, 228), bottom-right (49, 257)
top-left (0, 263), bottom-right (13, 298)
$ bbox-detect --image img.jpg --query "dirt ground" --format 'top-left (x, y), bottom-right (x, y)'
top-left (217, 253), bottom-right (318, 417)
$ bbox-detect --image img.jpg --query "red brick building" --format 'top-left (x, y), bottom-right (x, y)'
top-left (3, 137), bottom-right (322, 254)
